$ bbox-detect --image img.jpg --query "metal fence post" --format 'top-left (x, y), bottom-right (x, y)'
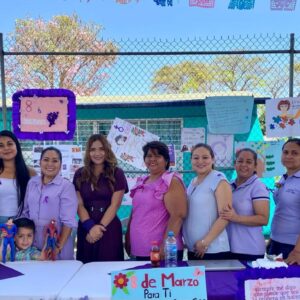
top-left (0, 33), bottom-right (7, 129)
top-left (289, 33), bottom-right (295, 97)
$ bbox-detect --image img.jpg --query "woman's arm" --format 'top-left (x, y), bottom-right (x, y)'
top-left (286, 235), bottom-right (300, 265)
top-left (220, 199), bottom-right (269, 226)
top-left (99, 189), bottom-right (125, 228)
top-left (194, 180), bottom-right (232, 257)
top-left (161, 177), bottom-right (187, 257)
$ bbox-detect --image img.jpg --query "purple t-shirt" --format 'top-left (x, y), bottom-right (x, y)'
top-left (227, 175), bottom-right (269, 255)
top-left (271, 171), bottom-right (300, 245)
top-left (130, 171), bottom-right (185, 257)
top-left (22, 174), bottom-right (78, 260)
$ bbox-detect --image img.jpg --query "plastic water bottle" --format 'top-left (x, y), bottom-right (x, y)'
top-left (164, 231), bottom-right (177, 267)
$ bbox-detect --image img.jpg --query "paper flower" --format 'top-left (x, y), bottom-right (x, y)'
top-left (114, 273), bottom-right (129, 289)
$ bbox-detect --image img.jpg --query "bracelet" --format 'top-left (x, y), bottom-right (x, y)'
top-left (201, 240), bottom-right (208, 251)
top-left (100, 223), bottom-right (107, 230)
top-left (81, 219), bottom-right (95, 233)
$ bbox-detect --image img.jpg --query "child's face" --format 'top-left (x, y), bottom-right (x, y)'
top-left (14, 227), bottom-right (34, 250)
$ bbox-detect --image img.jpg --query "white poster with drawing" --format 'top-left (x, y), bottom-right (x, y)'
top-left (32, 145), bottom-right (83, 181)
top-left (181, 128), bottom-right (205, 152)
top-left (266, 97), bottom-right (300, 137)
top-left (107, 118), bottom-right (159, 170)
top-left (207, 134), bottom-right (234, 168)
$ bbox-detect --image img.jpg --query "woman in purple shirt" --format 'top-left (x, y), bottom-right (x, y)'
top-left (220, 148), bottom-right (269, 261)
top-left (22, 147), bottom-right (78, 259)
top-left (74, 134), bottom-right (128, 263)
top-left (268, 138), bottom-right (300, 259)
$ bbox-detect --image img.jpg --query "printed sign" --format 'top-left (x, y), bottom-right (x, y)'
top-left (245, 277), bottom-right (300, 300)
top-left (12, 89), bottom-right (76, 140)
top-left (111, 266), bottom-right (207, 300)
top-left (107, 118), bottom-right (159, 170)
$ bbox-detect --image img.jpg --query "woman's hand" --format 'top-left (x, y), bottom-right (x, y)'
top-left (86, 225), bottom-right (104, 243)
top-left (194, 240), bottom-right (209, 258)
top-left (286, 249), bottom-right (300, 265)
top-left (220, 205), bottom-right (237, 222)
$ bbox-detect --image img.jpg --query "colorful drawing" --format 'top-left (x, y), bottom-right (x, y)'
top-left (266, 97), bottom-right (300, 138)
top-left (12, 89), bottom-right (76, 140)
top-left (181, 128), bottom-right (205, 152)
top-left (107, 118), bottom-right (159, 170)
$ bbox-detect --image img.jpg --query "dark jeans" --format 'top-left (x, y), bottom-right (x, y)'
top-left (188, 251), bottom-right (231, 260)
top-left (227, 252), bottom-right (264, 261)
top-left (135, 250), bottom-right (184, 261)
top-left (267, 239), bottom-right (295, 259)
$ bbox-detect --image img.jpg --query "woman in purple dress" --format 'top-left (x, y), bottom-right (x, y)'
top-left (74, 134), bottom-right (128, 263)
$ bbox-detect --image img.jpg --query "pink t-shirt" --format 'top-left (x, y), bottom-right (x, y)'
top-left (130, 171), bottom-right (184, 257)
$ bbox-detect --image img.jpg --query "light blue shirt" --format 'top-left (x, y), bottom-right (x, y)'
top-left (227, 175), bottom-right (269, 255)
top-left (183, 170), bottom-right (230, 253)
top-left (271, 170), bottom-right (300, 245)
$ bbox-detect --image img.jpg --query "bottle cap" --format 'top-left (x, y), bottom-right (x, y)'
top-left (151, 241), bottom-right (158, 245)
top-left (168, 231), bottom-right (174, 236)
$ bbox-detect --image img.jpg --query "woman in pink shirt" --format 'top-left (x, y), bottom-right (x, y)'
top-left (125, 141), bottom-right (187, 261)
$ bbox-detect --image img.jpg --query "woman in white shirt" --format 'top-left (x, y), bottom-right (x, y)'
top-left (0, 130), bottom-right (36, 223)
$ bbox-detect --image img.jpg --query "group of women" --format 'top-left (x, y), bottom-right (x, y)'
top-left (0, 128), bottom-right (299, 265)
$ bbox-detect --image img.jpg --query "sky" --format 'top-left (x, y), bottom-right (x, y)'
top-left (0, 0), bottom-right (300, 40)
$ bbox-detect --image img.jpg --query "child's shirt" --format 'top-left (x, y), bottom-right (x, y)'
top-left (15, 246), bottom-right (41, 261)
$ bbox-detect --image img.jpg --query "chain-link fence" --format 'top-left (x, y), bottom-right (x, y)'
top-left (1, 32), bottom-right (300, 235)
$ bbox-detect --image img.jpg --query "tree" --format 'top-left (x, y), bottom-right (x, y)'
top-left (212, 54), bottom-right (266, 91)
top-left (6, 15), bottom-right (118, 96)
top-left (151, 61), bottom-right (214, 93)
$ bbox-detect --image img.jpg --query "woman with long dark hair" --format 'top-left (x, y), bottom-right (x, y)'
top-left (74, 134), bottom-right (128, 263)
top-left (0, 130), bottom-right (36, 222)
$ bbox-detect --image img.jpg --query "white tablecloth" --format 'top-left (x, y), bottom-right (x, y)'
top-left (0, 260), bottom-right (83, 300)
top-left (57, 261), bottom-right (149, 300)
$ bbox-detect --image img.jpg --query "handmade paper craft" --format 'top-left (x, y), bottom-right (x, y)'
top-left (270, 0), bottom-right (297, 10)
top-left (245, 278), bottom-right (300, 300)
top-left (235, 140), bottom-right (285, 178)
top-left (181, 128), bottom-right (205, 152)
top-left (107, 118), bottom-right (159, 170)
top-left (207, 134), bottom-right (234, 168)
top-left (266, 97), bottom-right (300, 138)
top-left (228, 0), bottom-right (256, 9)
top-left (111, 266), bottom-right (207, 300)
top-left (153, 0), bottom-right (173, 6)
top-left (205, 96), bottom-right (253, 134)
top-left (189, 0), bottom-right (215, 7)
top-left (12, 89), bottom-right (76, 140)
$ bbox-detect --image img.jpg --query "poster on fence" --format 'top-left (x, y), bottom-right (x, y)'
top-left (207, 134), bottom-right (234, 168)
top-left (181, 128), bottom-right (205, 152)
top-left (205, 96), bottom-right (253, 134)
top-left (32, 145), bottom-right (82, 181)
top-left (235, 141), bottom-right (285, 178)
top-left (266, 97), bottom-right (300, 138)
top-left (107, 118), bottom-right (159, 170)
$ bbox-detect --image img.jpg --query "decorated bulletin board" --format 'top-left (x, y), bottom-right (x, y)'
top-left (12, 89), bottom-right (76, 140)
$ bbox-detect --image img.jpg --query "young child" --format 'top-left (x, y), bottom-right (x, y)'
top-left (0, 218), bottom-right (45, 261)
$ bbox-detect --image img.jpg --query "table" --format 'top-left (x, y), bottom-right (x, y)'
top-left (57, 261), bottom-right (147, 300)
top-left (0, 260), bottom-right (83, 300)
top-left (57, 261), bottom-right (240, 300)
